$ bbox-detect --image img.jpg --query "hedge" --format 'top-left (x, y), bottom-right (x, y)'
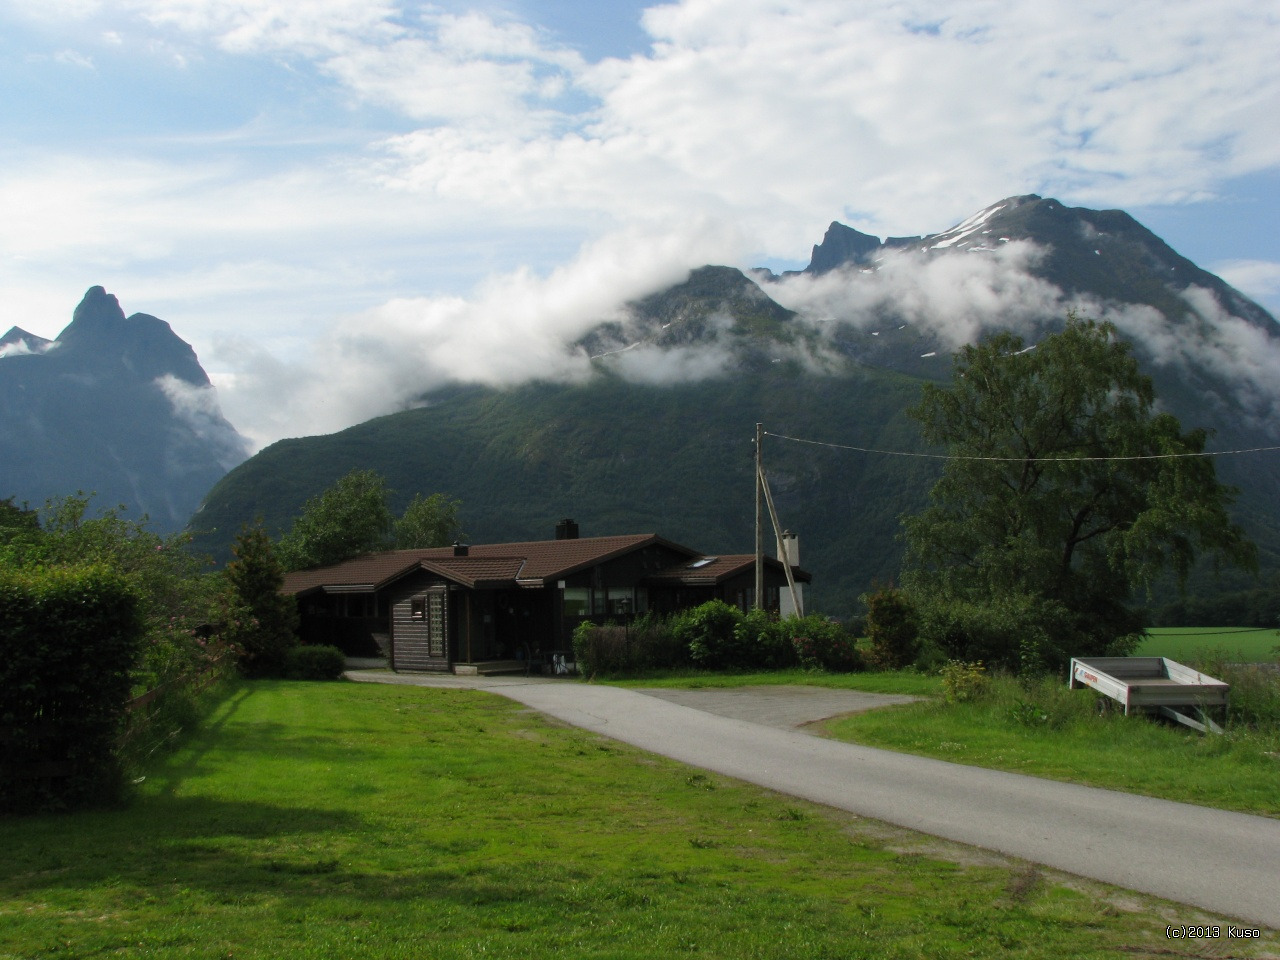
top-left (0, 565), bottom-right (143, 815)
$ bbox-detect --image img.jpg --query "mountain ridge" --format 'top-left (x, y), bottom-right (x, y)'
top-left (193, 195), bottom-right (1280, 613)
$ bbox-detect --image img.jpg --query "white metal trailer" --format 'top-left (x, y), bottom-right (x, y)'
top-left (1068, 656), bottom-right (1230, 733)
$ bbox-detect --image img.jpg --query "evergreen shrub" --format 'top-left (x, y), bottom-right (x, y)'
top-left (862, 585), bottom-right (919, 670)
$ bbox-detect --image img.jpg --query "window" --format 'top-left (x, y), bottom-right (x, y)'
top-left (607, 587), bottom-right (633, 616)
top-left (410, 597), bottom-right (426, 620)
top-left (563, 587), bottom-right (590, 617)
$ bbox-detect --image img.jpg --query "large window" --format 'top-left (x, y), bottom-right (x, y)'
top-left (563, 587), bottom-right (590, 617)
top-left (563, 586), bottom-right (647, 617)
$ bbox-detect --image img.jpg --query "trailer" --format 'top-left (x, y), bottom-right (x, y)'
top-left (1068, 656), bottom-right (1230, 734)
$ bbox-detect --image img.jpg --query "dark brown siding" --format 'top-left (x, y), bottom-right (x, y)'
top-left (390, 578), bottom-right (451, 672)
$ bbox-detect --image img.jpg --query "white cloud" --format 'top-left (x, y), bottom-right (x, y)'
top-left (53, 48), bottom-right (94, 68)
top-left (154, 373), bottom-right (252, 469)
top-left (767, 241), bottom-right (1067, 348)
top-left (213, 219), bottom-right (747, 448)
top-left (372, 0), bottom-right (1280, 252)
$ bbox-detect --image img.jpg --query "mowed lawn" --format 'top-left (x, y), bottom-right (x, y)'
top-left (1137, 627), bottom-right (1280, 662)
top-left (4, 681), bottom-right (1270, 959)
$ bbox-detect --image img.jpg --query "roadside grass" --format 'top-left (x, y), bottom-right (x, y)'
top-left (824, 671), bottom-right (1280, 818)
top-left (1138, 626), bottom-right (1280, 662)
top-left (3, 681), bottom-right (1265, 959)
top-left (601, 667), bottom-right (941, 697)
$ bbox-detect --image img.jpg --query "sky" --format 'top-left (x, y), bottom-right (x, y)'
top-left (2, 0), bottom-right (1279, 450)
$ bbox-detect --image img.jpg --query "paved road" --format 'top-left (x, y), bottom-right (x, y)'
top-left (346, 670), bottom-right (1279, 928)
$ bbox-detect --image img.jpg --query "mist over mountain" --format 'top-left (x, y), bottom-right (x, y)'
top-left (0, 286), bottom-right (251, 532)
top-left (194, 195), bottom-right (1280, 613)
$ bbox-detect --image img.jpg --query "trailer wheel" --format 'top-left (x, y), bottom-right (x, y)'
top-left (1096, 697), bottom-right (1111, 716)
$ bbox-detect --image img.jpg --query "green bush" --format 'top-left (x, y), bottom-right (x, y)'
top-left (788, 615), bottom-right (862, 672)
top-left (733, 609), bottom-right (800, 670)
top-left (0, 565), bottom-right (143, 814)
top-left (284, 645), bottom-right (347, 681)
top-left (914, 593), bottom-right (1141, 676)
top-left (674, 600), bottom-right (747, 669)
top-left (572, 621), bottom-right (625, 677)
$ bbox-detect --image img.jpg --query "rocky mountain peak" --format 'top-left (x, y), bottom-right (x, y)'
top-left (805, 221), bottom-right (882, 274)
top-left (53, 285), bottom-right (210, 385)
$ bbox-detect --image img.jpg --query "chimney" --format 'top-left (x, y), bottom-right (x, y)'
top-left (555, 518), bottom-right (580, 540)
top-left (776, 530), bottom-right (799, 567)
top-left (453, 542), bottom-right (469, 556)
top-left (776, 531), bottom-right (805, 618)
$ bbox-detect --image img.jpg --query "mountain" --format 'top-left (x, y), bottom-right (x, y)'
top-left (0, 327), bottom-right (54, 357)
top-left (193, 197), bottom-right (1280, 615)
top-left (0, 286), bottom-right (250, 532)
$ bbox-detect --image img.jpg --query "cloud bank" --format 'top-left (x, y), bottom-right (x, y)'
top-left (212, 220), bottom-right (750, 448)
top-left (2, 0), bottom-right (1278, 445)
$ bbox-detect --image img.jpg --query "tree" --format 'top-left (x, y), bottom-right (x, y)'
top-left (276, 469), bottom-right (394, 571)
top-left (393, 493), bottom-right (464, 549)
top-left (901, 316), bottom-right (1255, 673)
top-left (224, 522), bottom-right (298, 677)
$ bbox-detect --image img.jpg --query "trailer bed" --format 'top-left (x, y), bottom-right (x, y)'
top-left (1069, 656), bottom-right (1229, 733)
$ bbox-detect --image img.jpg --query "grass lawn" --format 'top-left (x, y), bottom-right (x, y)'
top-left (604, 667), bottom-right (941, 697)
top-left (4, 680), bottom-right (1270, 959)
top-left (1137, 627), bottom-right (1280, 662)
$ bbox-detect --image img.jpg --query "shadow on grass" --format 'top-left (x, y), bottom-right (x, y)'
top-left (0, 790), bottom-right (556, 909)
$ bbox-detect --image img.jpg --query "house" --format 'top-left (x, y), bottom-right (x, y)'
top-left (281, 519), bottom-right (810, 672)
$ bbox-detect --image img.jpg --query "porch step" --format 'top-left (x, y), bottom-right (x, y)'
top-left (454, 660), bottom-right (529, 676)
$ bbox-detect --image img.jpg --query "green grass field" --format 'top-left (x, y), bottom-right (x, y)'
top-left (5, 680), bottom-right (1272, 959)
top-left (1137, 626), bottom-right (1280, 662)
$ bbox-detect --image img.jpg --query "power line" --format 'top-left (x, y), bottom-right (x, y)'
top-left (763, 430), bottom-right (1280, 463)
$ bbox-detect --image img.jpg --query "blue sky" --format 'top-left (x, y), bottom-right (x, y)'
top-left (2, 0), bottom-right (1278, 447)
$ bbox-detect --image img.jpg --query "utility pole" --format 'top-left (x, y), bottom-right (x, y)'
top-left (754, 422), bottom-right (763, 610)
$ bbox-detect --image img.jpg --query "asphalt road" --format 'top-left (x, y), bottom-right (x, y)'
top-left (346, 670), bottom-right (1279, 928)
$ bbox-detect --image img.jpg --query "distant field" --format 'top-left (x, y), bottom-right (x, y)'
top-left (1138, 626), bottom-right (1279, 662)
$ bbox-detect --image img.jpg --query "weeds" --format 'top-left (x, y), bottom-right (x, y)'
top-left (939, 660), bottom-right (988, 703)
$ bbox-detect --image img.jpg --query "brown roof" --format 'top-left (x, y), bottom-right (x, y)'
top-left (644, 553), bottom-right (812, 586)
top-left (281, 533), bottom-right (700, 595)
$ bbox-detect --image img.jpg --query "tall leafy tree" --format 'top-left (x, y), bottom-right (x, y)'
top-left (393, 493), bottom-right (464, 549)
top-left (277, 469), bottom-right (394, 571)
top-left (901, 316), bottom-right (1255, 673)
